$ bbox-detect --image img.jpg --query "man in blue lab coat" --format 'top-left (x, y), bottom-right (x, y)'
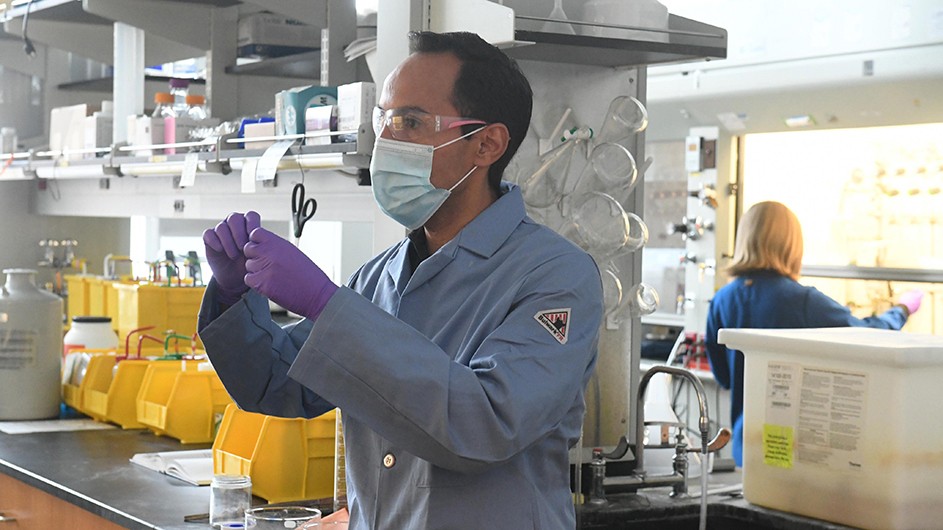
top-left (199, 32), bottom-right (603, 529)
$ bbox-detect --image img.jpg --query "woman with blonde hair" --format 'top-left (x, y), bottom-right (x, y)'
top-left (705, 201), bottom-right (922, 466)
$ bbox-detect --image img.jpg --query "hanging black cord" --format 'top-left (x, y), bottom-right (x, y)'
top-left (22, 0), bottom-right (37, 58)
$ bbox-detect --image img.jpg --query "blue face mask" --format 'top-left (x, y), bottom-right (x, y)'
top-left (369, 127), bottom-right (483, 230)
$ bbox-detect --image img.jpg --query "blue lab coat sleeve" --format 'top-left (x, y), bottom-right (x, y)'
top-left (198, 278), bottom-right (334, 418)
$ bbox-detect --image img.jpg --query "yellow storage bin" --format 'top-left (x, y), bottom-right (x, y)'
top-left (213, 405), bottom-right (336, 503)
top-left (83, 357), bottom-right (153, 429)
top-left (86, 277), bottom-right (107, 317)
top-left (64, 274), bottom-right (92, 324)
top-left (104, 279), bottom-right (139, 332)
top-left (114, 283), bottom-right (205, 348)
top-left (61, 349), bottom-right (117, 414)
top-left (136, 360), bottom-right (232, 444)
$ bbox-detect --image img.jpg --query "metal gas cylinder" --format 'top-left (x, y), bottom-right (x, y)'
top-left (0, 269), bottom-right (64, 420)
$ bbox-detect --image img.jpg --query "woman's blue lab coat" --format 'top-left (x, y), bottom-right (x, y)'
top-left (704, 270), bottom-right (908, 466)
top-left (199, 184), bottom-right (603, 530)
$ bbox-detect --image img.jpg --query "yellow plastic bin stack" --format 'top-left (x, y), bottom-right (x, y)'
top-left (136, 359), bottom-right (232, 444)
top-left (81, 348), bottom-right (165, 429)
top-left (64, 274), bottom-right (92, 325)
top-left (114, 283), bottom-right (205, 348)
top-left (61, 348), bottom-right (117, 414)
top-left (89, 277), bottom-right (135, 332)
top-left (213, 405), bottom-right (336, 503)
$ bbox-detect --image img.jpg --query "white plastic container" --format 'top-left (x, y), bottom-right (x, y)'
top-left (63, 316), bottom-right (119, 353)
top-left (719, 327), bottom-right (943, 530)
top-left (0, 269), bottom-right (64, 420)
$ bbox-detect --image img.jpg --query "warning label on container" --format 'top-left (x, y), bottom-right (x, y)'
top-left (795, 367), bottom-right (867, 470)
top-left (0, 328), bottom-right (38, 370)
top-left (763, 424), bottom-right (794, 468)
top-left (763, 362), bottom-right (868, 471)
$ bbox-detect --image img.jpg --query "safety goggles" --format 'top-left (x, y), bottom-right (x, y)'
top-left (372, 106), bottom-right (487, 142)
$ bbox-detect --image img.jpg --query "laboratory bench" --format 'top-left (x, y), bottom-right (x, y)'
top-left (0, 426), bottom-right (854, 529)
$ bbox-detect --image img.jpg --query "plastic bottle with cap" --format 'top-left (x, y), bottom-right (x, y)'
top-left (63, 316), bottom-right (119, 355)
top-left (152, 92), bottom-right (177, 119)
top-left (185, 95), bottom-right (208, 121)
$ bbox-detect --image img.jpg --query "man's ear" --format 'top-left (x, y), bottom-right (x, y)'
top-left (472, 123), bottom-right (510, 167)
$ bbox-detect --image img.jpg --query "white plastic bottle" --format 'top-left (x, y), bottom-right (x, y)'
top-left (63, 316), bottom-right (119, 353)
top-left (0, 269), bottom-right (64, 420)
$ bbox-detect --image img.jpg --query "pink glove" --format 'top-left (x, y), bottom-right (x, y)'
top-left (244, 226), bottom-right (338, 321)
top-left (203, 211), bottom-right (261, 305)
top-left (898, 290), bottom-right (923, 316)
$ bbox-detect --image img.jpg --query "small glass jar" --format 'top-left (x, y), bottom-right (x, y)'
top-left (210, 474), bottom-right (252, 528)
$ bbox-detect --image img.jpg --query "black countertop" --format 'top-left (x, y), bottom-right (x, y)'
top-left (0, 426), bottom-right (856, 530)
top-left (0, 427), bottom-right (214, 530)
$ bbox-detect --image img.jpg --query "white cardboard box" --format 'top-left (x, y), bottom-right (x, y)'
top-left (719, 327), bottom-right (943, 530)
top-left (128, 115), bottom-right (165, 156)
top-left (336, 82), bottom-right (375, 143)
top-left (83, 114), bottom-right (112, 158)
top-left (50, 104), bottom-right (94, 160)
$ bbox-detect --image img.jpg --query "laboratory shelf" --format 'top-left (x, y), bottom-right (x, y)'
top-left (508, 14), bottom-right (727, 68)
top-left (801, 264), bottom-right (943, 284)
top-left (0, 138), bottom-right (371, 182)
top-left (57, 75), bottom-right (206, 92)
top-left (225, 50), bottom-right (323, 79)
top-left (1, 0), bottom-right (110, 25)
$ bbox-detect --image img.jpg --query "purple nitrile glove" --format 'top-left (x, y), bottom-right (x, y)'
top-left (243, 226), bottom-right (338, 321)
top-left (898, 290), bottom-right (924, 316)
top-left (203, 211), bottom-right (261, 306)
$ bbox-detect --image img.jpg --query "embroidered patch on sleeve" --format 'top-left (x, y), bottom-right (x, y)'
top-left (534, 308), bottom-right (571, 344)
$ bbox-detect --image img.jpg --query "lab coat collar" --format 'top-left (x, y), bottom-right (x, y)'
top-left (453, 181), bottom-right (525, 259)
top-left (387, 182), bottom-right (526, 295)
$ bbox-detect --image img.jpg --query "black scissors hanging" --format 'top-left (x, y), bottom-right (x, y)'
top-left (292, 181), bottom-right (317, 239)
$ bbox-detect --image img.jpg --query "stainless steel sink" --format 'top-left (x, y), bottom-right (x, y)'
top-left (580, 500), bottom-right (854, 530)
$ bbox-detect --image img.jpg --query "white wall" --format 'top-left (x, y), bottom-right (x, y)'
top-left (0, 180), bottom-right (130, 289)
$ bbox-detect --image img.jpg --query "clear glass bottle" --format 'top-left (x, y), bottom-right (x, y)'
top-left (152, 92), bottom-right (176, 119)
top-left (209, 474), bottom-right (252, 528)
top-left (185, 94), bottom-right (207, 121)
top-left (168, 78), bottom-right (190, 115)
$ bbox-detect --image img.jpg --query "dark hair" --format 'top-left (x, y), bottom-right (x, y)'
top-left (408, 31), bottom-right (533, 193)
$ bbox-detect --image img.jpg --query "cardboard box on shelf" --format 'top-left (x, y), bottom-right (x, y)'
top-left (83, 113), bottom-right (112, 159)
top-left (50, 103), bottom-right (100, 160)
top-left (337, 82), bottom-right (375, 143)
top-left (275, 85), bottom-right (337, 136)
top-left (243, 121), bottom-right (276, 150)
top-left (128, 116), bottom-right (165, 157)
top-left (237, 12), bottom-right (321, 59)
top-left (304, 105), bottom-right (336, 146)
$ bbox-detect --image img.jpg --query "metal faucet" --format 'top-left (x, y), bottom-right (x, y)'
top-left (589, 365), bottom-right (730, 501)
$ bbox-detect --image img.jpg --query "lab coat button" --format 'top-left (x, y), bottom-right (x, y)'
top-left (383, 453), bottom-right (396, 468)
